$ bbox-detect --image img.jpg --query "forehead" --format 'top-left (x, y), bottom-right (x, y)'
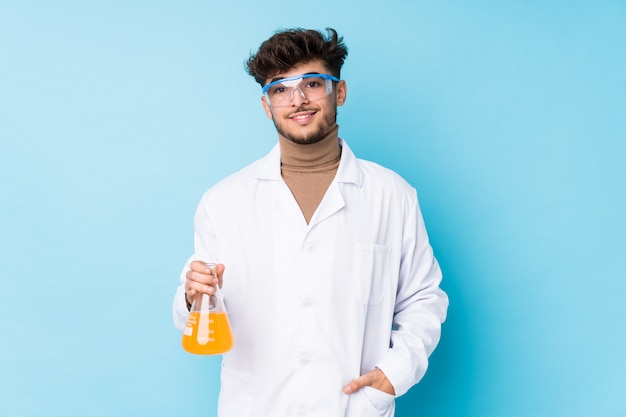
top-left (266, 60), bottom-right (330, 84)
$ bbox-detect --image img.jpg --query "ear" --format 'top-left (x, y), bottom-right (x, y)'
top-left (336, 80), bottom-right (347, 106)
top-left (261, 96), bottom-right (273, 119)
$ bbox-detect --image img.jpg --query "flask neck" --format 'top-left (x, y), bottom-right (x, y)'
top-left (190, 291), bottom-right (224, 313)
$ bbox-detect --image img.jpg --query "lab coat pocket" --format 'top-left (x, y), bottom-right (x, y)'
top-left (353, 243), bottom-right (390, 305)
top-left (345, 387), bottom-right (395, 417)
top-left (218, 365), bottom-right (254, 417)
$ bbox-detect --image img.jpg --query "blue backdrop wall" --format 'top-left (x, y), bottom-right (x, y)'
top-left (1, 1), bottom-right (625, 416)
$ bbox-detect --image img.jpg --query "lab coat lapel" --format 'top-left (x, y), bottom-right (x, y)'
top-left (308, 139), bottom-right (362, 228)
top-left (255, 139), bottom-right (363, 230)
top-left (308, 181), bottom-right (345, 228)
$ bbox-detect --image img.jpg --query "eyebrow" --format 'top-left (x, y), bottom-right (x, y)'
top-left (269, 72), bottom-right (320, 84)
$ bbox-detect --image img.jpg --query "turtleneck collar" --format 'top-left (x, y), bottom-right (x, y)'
top-left (279, 124), bottom-right (341, 169)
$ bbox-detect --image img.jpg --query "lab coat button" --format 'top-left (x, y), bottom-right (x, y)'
top-left (304, 244), bottom-right (316, 253)
top-left (299, 356), bottom-right (311, 366)
top-left (296, 411), bottom-right (307, 417)
top-left (302, 297), bottom-right (313, 308)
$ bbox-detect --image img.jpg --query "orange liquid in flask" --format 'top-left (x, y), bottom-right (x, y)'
top-left (182, 311), bottom-right (234, 355)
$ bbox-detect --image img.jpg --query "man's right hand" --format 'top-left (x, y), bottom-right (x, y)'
top-left (185, 261), bottom-right (225, 305)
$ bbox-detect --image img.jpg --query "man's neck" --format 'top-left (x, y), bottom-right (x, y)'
top-left (278, 125), bottom-right (342, 224)
top-left (279, 125), bottom-right (341, 168)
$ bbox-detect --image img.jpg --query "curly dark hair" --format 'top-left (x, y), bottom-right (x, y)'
top-left (245, 27), bottom-right (348, 87)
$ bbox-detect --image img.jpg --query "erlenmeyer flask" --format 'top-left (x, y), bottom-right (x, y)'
top-left (182, 263), bottom-right (234, 355)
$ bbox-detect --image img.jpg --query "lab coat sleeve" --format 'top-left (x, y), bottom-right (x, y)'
top-left (172, 194), bottom-right (219, 332)
top-left (376, 192), bottom-right (448, 397)
top-left (173, 256), bottom-right (193, 332)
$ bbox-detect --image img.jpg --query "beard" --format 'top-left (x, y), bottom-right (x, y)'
top-left (272, 105), bottom-right (338, 145)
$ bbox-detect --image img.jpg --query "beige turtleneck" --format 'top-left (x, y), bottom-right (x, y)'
top-left (280, 125), bottom-right (342, 224)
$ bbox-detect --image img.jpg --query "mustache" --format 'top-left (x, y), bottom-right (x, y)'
top-left (286, 106), bottom-right (318, 117)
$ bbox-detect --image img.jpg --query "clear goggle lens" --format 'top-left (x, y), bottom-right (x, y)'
top-left (262, 73), bottom-right (339, 107)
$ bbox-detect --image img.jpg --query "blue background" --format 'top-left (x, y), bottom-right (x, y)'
top-left (1, 1), bottom-right (625, 416)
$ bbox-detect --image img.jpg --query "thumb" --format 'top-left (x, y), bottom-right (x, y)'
top-left (214, 263), bottom-right (226, 287)
top-left (215, 263), bottom-right (226, 277)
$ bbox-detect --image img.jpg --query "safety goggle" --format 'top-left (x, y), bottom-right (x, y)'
top-left (262, 73), bottom-right (340, 107)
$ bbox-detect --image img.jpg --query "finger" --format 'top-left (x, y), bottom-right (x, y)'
top-left (202, 264), bottom-right (224, 288)
top-left (187, 281), bottom-right (216, 296)
top-left (190, 260), bottom-right (216, 273)
top-left (186, 269), bottom-right (212, 285)
top-left (185, 270), bottom-right (218, 296)
top-left (190, 261), bottom-right (225, 284)
top-left (343, 373), bottom-right (374, 394)
top-left (186, 277), bottom-right (220, 297)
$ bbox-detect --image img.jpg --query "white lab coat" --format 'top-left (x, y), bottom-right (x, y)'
top-left (173, 139), bottom-right (448, 417)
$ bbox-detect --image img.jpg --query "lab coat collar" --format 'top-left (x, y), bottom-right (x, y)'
top-left (254, 138), bottom-right (363, 187)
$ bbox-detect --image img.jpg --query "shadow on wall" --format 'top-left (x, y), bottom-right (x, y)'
top-left (392, 169), bottom-right (485, 416)
top-left (395, 296), bottom-right (474, 416)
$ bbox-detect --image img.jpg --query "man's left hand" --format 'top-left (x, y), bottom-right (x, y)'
top-left (343, 368), bottom-right (396, 396)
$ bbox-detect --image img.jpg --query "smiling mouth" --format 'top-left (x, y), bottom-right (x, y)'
top-left (288, 110), bottom-right (316, 123)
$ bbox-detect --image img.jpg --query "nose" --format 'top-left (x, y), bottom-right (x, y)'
top-left (289, 86), bottom-right (309, 106)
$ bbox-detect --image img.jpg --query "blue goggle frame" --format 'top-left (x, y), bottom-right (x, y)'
top-left (262, 73), bottom-right (340, 94)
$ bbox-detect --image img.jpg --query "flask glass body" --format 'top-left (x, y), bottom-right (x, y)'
top-left (182, 264), bottom-right (234, 355)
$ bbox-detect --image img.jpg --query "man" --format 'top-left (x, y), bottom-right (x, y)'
top-left (173, 28), bottom-right (448, 417)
